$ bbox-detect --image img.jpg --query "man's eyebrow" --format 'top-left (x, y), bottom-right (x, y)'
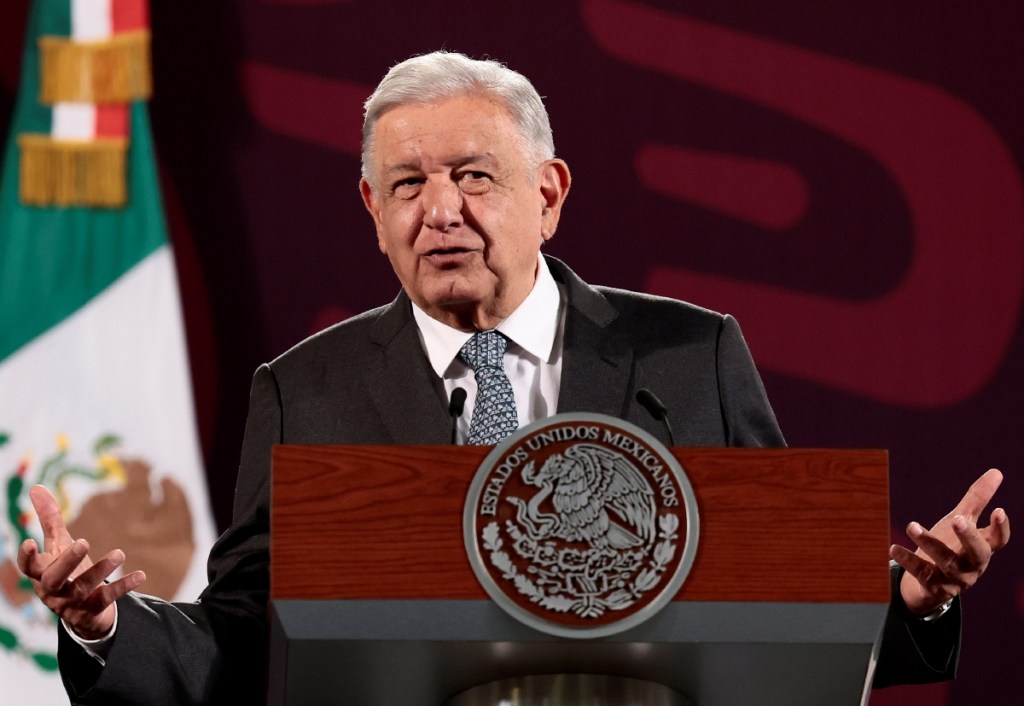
top-left (452, 154), bottom-right (496, 168)
top-left (382, 163), bottom-right (422, 179)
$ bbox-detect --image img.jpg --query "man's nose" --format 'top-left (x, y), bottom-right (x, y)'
top-left (422, 178), bottom-right (464, 231)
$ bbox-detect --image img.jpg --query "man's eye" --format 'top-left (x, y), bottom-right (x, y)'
top-left (458, 172), bottom-right (491, 192)
top-left (392, 178), bottom-right (422, 197)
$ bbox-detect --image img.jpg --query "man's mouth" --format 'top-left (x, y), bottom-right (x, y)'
top-left (424, 247), bottom-right (476, 266)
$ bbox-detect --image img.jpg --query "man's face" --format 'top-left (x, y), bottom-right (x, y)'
top-left (360, 94), bottom-right (570, 331)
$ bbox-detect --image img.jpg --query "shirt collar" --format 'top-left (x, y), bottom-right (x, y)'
top-left (411, 255), bottom-right (562, 378)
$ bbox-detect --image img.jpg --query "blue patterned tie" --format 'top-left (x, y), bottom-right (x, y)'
top-left (460, 331), bottom-right (519, 445)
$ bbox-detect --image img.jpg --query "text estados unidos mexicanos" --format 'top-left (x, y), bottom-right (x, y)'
top-left (478, 426), bottom-right (678, 516)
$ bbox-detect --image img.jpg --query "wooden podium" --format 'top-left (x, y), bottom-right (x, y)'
top-left (268, 445), bottom-right (890, 705)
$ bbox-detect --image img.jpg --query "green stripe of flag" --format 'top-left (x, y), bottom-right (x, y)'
top-left (0, 0), bottom-right (169, 362)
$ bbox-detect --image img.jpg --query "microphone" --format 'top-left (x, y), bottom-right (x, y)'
top-left (448, 387), bottom-right (468, 445)
top-left (636, 388), bottom-right (676, 446)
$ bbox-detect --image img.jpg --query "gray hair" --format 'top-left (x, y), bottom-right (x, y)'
top-left (361, 51), bottom-right (555, 183)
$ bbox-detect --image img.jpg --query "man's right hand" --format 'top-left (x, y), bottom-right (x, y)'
top-left (15, 485), bottom-right (146, 640)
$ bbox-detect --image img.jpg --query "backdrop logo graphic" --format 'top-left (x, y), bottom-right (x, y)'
top-left (464, 413), bottom-right (699, 638)
top-left (584, 0), bottom-right (1024, 408)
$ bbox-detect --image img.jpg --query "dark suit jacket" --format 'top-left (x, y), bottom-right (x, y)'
top-left (59, 257), bottom-right (958, 704)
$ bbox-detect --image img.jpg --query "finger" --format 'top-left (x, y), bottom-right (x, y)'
top-left (987, 507), bottom-right (1011, 550)
top-left (72, 571), bottom-right (147, 625)
top-left (28, 485), bottom-right (74, 553)
top-left (890, 544), bottom-right (941, 588)
top-left (16, 539), bottom-right (42, 578)
top-left (38, 539), bottom-right (90, 595)
top-left (907, 521), bottom-right (959, 567)
top-left (954, 469), bottom-right (1003, 519)
top-left (951, 515), bottom-right (992, 570)
top-left (91, 570), bottom-right (147, 609)
top-left (16, 539), bottom-right (63, 581)
top-left (64, 549), bottom-right (126, 601)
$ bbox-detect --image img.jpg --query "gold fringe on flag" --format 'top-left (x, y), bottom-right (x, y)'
top-left (18, 134), bottom-right (128, 207)
top-left (39, 30), bottom-right (152, 104)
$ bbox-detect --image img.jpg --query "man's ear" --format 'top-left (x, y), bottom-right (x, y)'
top-left (538, 159), bottom-right (572, 242)
top-left (359, 177), bottom-right (387, 253)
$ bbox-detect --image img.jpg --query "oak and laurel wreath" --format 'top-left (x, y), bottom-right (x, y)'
top-left (481, 513), bottom-right (680, 618)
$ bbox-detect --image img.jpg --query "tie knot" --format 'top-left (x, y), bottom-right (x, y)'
top-left (460, 331), bottom-right (508, 371)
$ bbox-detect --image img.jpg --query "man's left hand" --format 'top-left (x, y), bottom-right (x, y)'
top-left (891, 468), bottom-right (1010, 616)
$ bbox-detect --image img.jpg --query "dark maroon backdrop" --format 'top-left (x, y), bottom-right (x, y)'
top-left (2, 1), bottom-right (1021, 702)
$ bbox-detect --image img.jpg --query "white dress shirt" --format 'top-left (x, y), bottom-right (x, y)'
top-left (411, 255), bottom-right (566, 443)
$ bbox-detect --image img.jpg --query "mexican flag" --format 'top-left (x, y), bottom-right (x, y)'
top-left (0, 1), bottom-right (215, 701)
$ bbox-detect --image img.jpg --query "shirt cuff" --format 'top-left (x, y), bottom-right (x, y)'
top-left (920, 597), bottom-right (955, 622)
top-left (62, 603), bottom-right (118, 666)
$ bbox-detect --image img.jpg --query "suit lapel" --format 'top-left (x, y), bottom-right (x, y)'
top-left (547, 258), bottom-right (634, 418)
top-left (366, 292), bottom-right (451, 444)
top-left (362, 259), bottom-right (633, 440)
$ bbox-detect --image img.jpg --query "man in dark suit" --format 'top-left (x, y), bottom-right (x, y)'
top-left (18, 51), bottom-right (1009, 704)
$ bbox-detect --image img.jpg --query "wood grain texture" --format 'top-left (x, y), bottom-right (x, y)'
top-left (271, 446), bottom-right (890, 603)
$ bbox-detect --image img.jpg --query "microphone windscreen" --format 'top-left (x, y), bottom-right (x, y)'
top-left (449, 387), bottom-right (468, 417)
top-left (635, 388), bottom-right (667, 420)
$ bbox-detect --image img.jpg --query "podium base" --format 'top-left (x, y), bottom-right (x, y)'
top-left (443, 674), bottom-right (691, 706)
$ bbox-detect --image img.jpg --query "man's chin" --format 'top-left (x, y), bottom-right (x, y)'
top-left (419, 274), bottom-right (491, 307)
top-left (428, 291), bottom-right (488, 313)
top-left (415, 286), bottom-right (497, 327)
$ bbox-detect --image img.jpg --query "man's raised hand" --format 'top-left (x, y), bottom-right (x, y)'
top-left (891, 469), bottom-right (1010, 616)
top-left (16, 485), bottom-right (146, 640)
